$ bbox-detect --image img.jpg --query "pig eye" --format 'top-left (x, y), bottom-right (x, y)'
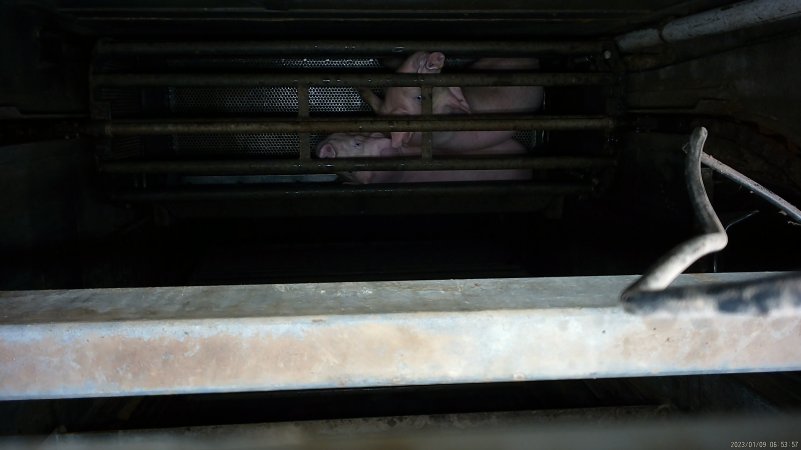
top-left (416, 95), bottom-right (423, 101)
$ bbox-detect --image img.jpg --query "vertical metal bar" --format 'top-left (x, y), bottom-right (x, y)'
top-left (297, 84), bottom-right (311, 160)
top-left (421, 85), bottom-right (434, 160)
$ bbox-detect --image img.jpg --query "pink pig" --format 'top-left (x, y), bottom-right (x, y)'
top-left (316, 132), bottom-right (531, 184)
top-left (360, 52), bottom-right (544, 151)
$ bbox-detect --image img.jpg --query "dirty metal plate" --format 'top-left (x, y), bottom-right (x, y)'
top-left (20, 413), bottom-right (801, 450)
top-left (1, 273), bottom-right (800, 399)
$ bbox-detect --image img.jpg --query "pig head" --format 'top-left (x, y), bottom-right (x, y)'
top-left (315, 132), bottom-right (531, 184)
top-left (360, 51), bottom-right (471, 149)
top-left (315, 133), bottom-right (412, 184)
top-left (316, 132), bottom-right (395, 158)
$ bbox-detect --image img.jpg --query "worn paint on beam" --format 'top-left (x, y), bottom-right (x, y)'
top-left (1, 273), bottom-right (800, 400)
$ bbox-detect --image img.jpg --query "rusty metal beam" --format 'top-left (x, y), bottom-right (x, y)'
top-left (92, 72), bottom-right (616, 88)
top-left (100, 156), bottom-right (614, 175)
top-left (110, 182), bottom-right (590, 201)
top-left (95, 39), bottom-right (610, 56)
top-left (88, 115), bottom-right (615, 137)
top-left (1, 273), bottom-right (800, 400)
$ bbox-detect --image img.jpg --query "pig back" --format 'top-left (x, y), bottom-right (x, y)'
top-left (463, 58), bottom-right (544, 114)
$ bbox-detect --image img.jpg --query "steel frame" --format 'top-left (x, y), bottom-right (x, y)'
top-left (2, 273), bottom-right (799, 400)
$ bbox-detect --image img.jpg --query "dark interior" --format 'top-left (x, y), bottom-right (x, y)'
top-left (1, 0), bottom-right (800, 440)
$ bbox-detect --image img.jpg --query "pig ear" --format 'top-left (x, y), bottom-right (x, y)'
top-left (424, 52), bottom-right (445, 72)
top-left (358, 88), bottom-right (383, 112)
top-left (390, 131), bottom-right (411, 149)
top-left (447, 86), bottom-right (472, 113)
top-left (317, 143), bottom-right (336, 158)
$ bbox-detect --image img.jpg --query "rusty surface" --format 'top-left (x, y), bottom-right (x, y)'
top-left (92, 72), bottom-right (616, 88)
top-left (89, 115), bottom-right (616, 137)
top-left (1, 273), bottom-right (800, 400)
top-left (99, 156), bottom-right (614, 175)
top-left (108, 182), bottom-right (590, 204)
top-left (94, 39), bottom-right (610, 56)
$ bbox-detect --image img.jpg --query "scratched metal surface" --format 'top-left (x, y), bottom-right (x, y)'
top-left (0, 273), bottom-right (765, 324)
top-left (1, 273), bottom-right (799, 400)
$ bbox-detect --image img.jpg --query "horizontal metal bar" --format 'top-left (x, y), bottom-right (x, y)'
top-left (1, 273), bottom-right (799, 399)
top-left (623, 272), bottom-right (801, 315)
top-left (109, 182), bottom-right (591, 202)
top-left (23, 414), bottom-right (801, 450)
top-left (95, 39), bottom-right (609, 56)
top-left (92, 72), bottom-right (616, 88)
top-left (89, 115), bottom-right (616, 137)
top-left (616, 0), bottom-right (801, 53)
top-left (41, 408), bottom-right (670, 447)
top-left (100, 156), bottom-right (614, 175)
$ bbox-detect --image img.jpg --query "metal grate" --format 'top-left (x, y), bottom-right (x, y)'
top-left (172, 133), bottom-right (330, 156)
top-left (96, 56), bottom-right (546, 156)
top-left (164, 57), bottom-right (383, 70)
top-left (165, 58), bottom-right (379, 115)
top-left (164, 57), bottom-right (381, 154)
top-left (168, 86), bottom-right (372, 114)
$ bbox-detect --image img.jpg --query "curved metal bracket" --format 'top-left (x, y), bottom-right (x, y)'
top-left (621, 127), bottom-right (801, 314)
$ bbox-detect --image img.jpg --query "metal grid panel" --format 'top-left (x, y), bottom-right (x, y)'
top-left (168, 86), bottom-right (372, 113)
top-left (172, 134), bottom-right (297, 156)
top-left (171, 133), bottom-right (329, 156)
top-left (164, 57), bottom-right (384, 70)
top-left (165, 57), bottom-right (381, 116)
top-left (96, 56), bottom-right (547, 156)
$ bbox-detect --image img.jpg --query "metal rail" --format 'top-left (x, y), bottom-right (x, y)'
top-left (109, 182), bottom-right (591, 202)
top-left (2, 273), bottom-right (799, 399)
top-left (100, 156), bottom-right (614, 175)
top-left (88, 115), bottom-right (615, 137)
top-left (95, 40), bottom-right (610, 56)
top-left (623, 272), bottom-right (801, 315)
top-left (701, 152), bottom-right (801, 224)
top-left (92, 72), bottom-right (616, 88)
top-left (23, 414), bottom-right (801, 450)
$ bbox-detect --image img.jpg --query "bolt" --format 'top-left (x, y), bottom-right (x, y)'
top-left (603, 50), bottom-right (612, 60)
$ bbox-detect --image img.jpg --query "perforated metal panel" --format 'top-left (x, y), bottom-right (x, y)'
top-left (164, 57), bottom-right (383, 70)
top-left (171, 133), bottom-right (329, 156)
top-left (168, 86), bottom-right (372, 114)
top-left (162, 58), bottom-right (380, 155)
top-left (166, 58), bottom-right (379, 114)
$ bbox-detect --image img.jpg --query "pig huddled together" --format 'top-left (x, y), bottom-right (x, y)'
top-left (315, 51), bottom-right (543, 183)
